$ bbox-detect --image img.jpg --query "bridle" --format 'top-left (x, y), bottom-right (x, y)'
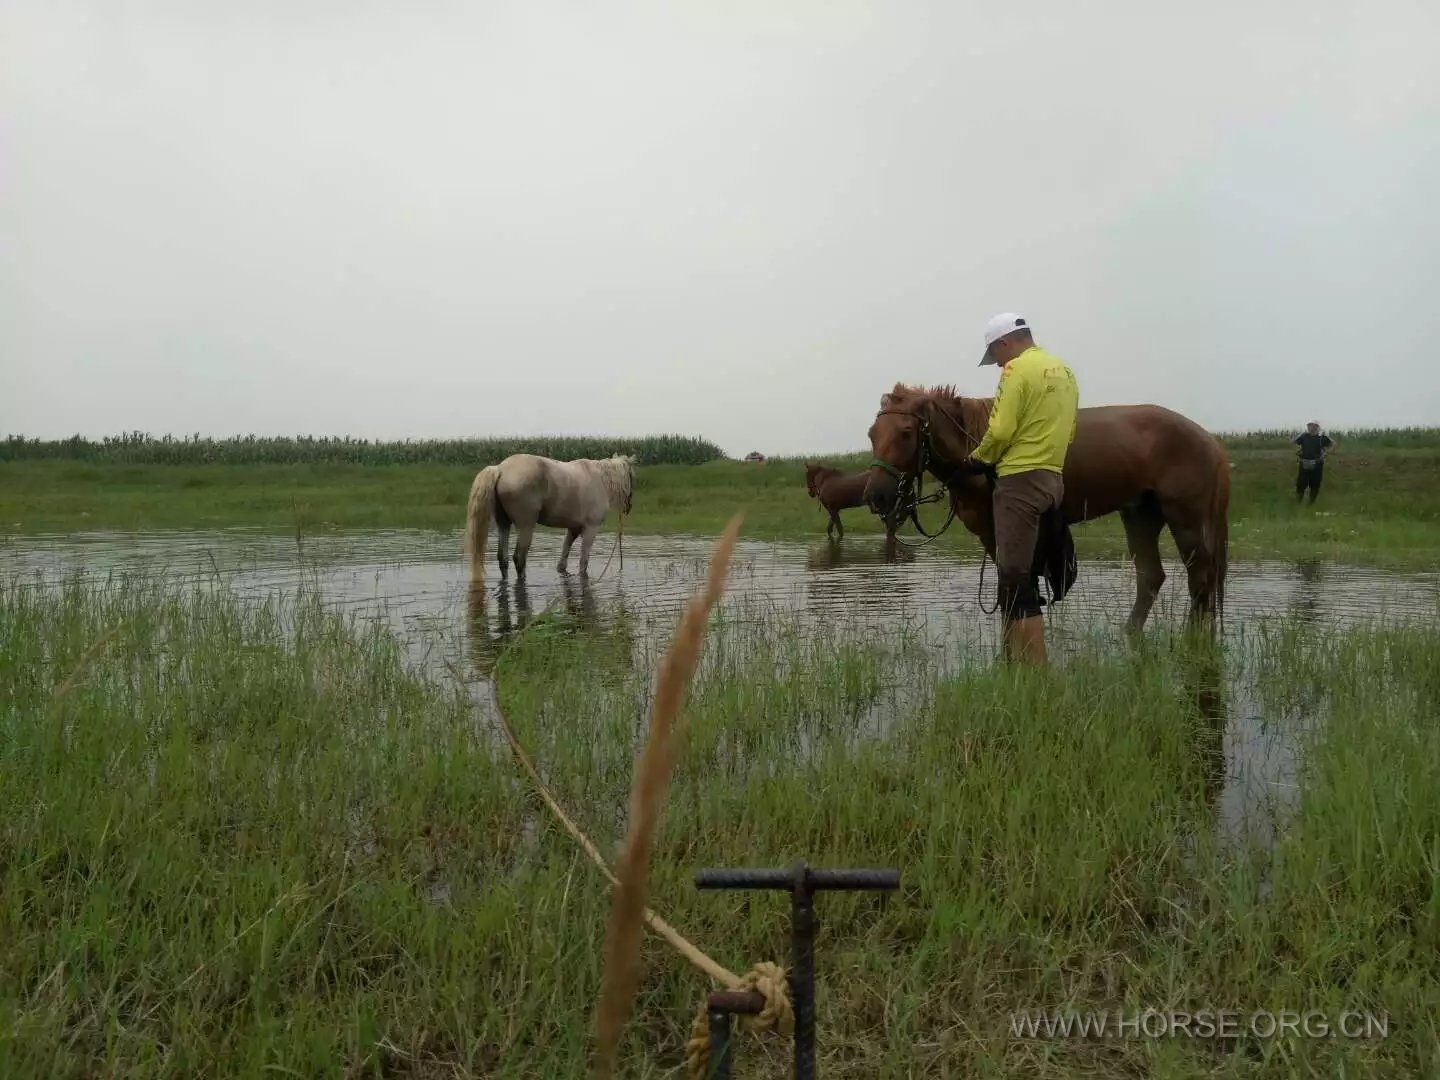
top-left (868, 402), bottom-right (979, 548)
top-left (870, 398), bottom-right (1048, 614)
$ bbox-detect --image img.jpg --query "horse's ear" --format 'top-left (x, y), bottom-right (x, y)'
top-left (880, 393), bottom-right (893, 409)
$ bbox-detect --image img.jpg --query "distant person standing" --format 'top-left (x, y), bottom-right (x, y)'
top-left (1293, 421), bottom-right (1333, 504)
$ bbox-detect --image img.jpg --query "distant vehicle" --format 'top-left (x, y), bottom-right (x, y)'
top-left (743, 451), bottom-right (767, 463)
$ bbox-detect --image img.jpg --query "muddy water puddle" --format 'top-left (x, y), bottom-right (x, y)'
top-left (5, 528), bottom-right (1437, 847)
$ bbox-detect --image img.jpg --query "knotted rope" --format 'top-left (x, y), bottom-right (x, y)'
top-left (684, 960), bottom-right (793, 1078)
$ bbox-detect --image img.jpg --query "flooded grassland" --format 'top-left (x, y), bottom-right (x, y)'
top-left (2, 529), bottom-right (1438, 1077)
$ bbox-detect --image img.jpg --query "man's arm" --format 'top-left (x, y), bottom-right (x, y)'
top-left (971, 369), bottom-right (1023, 466)
top-left (1321, 434), bottom-right (1334, 449)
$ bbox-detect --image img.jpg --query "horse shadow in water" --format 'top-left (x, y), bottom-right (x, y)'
top-left (465, 575), bottom-right (632, 682)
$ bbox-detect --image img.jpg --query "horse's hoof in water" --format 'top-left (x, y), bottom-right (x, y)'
top-left (556, 563), bottom-right (568, 575)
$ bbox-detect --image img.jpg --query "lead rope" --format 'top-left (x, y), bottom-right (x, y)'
top-left (977, 551), bottom-right (999, 615)
top-left (587, 512), bottom-right (624, 583)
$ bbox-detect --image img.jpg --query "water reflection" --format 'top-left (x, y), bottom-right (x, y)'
top-left (7, 530), bottom-right (1436, 638)
top-left (465, 574), bottom-right (633, 682)
top-left (804, 539), bottom-right (923, 621)
top-left (804, 536), bottom-right (916, 571)
top-left (1292, 558), bottom-right (1323, 622)
top-left (466, 581), bottom-right (531, 678)
top-left (1181, 649), bottom-right (1229, 813)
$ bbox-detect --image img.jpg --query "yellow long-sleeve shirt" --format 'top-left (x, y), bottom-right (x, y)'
top-left (971, 346), bottom-right (1079, 476)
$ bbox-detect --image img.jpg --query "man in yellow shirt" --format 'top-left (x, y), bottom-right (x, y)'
top-left (968, 313), bottom-right (1080, 665)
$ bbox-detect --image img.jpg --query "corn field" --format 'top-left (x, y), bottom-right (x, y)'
top-left (0, 432), bottom-right (726, 466)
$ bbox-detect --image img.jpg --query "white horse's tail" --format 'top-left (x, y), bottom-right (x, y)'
top-left (465, 465), bottom-right (501, 583)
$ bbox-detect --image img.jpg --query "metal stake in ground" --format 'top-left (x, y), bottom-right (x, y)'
top-left (694, 862), bottom-right (900, 1079)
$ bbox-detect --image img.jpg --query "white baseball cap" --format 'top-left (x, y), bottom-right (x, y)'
top-left (980, 312), bottom-right (1030, 365)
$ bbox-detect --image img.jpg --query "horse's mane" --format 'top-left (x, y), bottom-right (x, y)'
top-left (891, 382), bottom-right (958, 401)
top-left (589, 455), bottom-right (635, 499)
top-left (886, 383), bottom-right (992, 425)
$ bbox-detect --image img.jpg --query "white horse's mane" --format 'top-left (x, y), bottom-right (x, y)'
top-left (588, 454), bottom-right (635, 502)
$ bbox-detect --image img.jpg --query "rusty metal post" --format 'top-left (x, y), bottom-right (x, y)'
top-left (695, 863), bottom-right (900, 1080)
top-left (707, 1004), bottom-right (731, 1079)
top-left (790, 861), bottom-right (817, 1078)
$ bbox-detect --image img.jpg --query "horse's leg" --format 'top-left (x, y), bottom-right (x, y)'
top-left (1120, 504), bottom-right (1166, 636)
top-left (513, 524), bottom-right (535, 580)
top-left (495, 519), bottom-right (511, 578)
top-left (830, 509), bottom-right (843, 540)
top-left (1166, 510), bottom-right (1218, 628)
top-left (577, 524), bottom-right (599, 576)
top-left (557, 527), bottom-right (580, 574)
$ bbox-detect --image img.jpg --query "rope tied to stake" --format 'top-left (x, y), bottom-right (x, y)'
top-left (482, 678), bottom-right (793, 1074)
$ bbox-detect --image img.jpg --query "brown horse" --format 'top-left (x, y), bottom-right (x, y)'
top-left (865, 384), bottom-right (1229, 631)
top-left (805, 463), bottom-right (896, 541)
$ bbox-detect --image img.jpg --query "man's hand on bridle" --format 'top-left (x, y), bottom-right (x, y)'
top-left (957, 458), bottom-right (997, 481)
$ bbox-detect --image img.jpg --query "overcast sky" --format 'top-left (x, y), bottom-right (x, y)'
top-left (4, 1), bottom-right (1438, 457)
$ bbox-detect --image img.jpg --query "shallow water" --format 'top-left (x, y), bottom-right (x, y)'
top-left (5, 528), bottom-right (1437, 847)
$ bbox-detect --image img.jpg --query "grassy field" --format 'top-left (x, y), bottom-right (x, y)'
top-left (2, 577), bottom-right (1436, 1076)
top-left (3, 432), bottom-right (1439, 566)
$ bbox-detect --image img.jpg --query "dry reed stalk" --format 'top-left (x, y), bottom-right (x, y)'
top-left (592, 513), bottom-right (743, 1078)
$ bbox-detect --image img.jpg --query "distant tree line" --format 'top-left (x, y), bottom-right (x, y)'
top-left (0, 432), bottom-right (727, 466)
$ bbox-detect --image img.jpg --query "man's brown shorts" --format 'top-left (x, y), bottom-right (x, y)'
top-left (993, 469), bottom-right (1065, 613)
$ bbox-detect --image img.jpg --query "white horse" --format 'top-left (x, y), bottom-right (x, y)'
top-left (465, 454), bottom-right (634, 583)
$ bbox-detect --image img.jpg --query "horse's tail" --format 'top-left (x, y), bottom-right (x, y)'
top-left (465, 465), bottom-right (500, 583)
top-left (1210, 445), bottom-right (1230, 624)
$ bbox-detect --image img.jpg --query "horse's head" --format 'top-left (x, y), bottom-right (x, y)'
top-left (804, 463), bottom-right (824, 497)
top-left (865, 384), bottom-right (978, 517)
top-left (865, 387), bottom-right (927, 516)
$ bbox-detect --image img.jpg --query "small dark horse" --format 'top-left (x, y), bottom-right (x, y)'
top-left (805, 463), bottom-right (896, 541)
top-left (865, 384), bottom-right (1230, 632)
